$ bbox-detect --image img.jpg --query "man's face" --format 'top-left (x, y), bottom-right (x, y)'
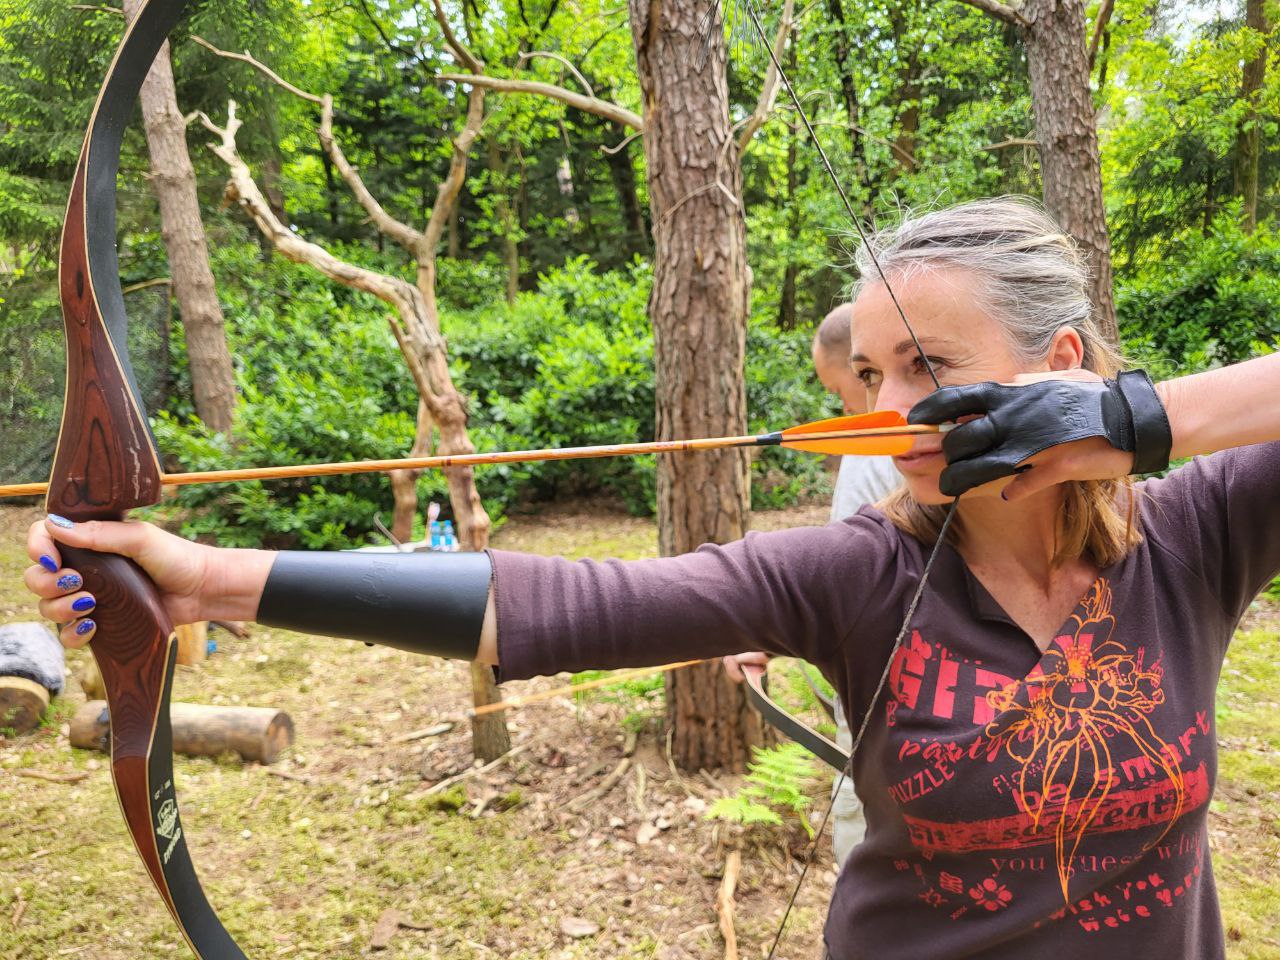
top-left (813, 342), bottom-right (867, 416)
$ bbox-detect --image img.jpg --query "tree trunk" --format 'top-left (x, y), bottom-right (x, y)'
top-left (1019, 0), bottom-right (1117, 340)
top-left (1234, 0), bottom-right (1269, 233)
top-left (388, 398), bottom-right (432, 542)
top-left (889, 5), bottom-right (922, 178)
top-left (779, 122), bottom-right (798, 330)
top-left (486, 140), bottom-right (520, 303)
top-left (603, 120), bottom-right (651, 255)
top-left (123, 0), bottom-right (236, 436)
top-left (628, 0), bottom-right (765, 773)
top-left (825, 0), bottom-right (871, 202)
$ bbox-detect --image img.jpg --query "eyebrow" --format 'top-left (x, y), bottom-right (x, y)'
top-left (849, 337), bottom-right (955, 365)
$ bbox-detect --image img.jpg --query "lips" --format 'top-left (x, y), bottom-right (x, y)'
top-left (893, 446), bottom-right (944, 470)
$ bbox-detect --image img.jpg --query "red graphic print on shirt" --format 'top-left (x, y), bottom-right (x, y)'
top-left (884, 578), bottom-right (1212, 923)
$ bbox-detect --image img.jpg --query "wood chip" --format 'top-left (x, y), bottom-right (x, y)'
top-left (16, 769), bottom-right (90, 784)
top-left (391, 721), bottom-right (456, 744)
top-left (419, 744), bottom-right (528, 797)
top-left (369, 908), bottom-right (432, 950)
top-left (716, 849), bottom-right (741, 960)
top-left (568, 757), bottom-right (631, 811)
top-left (559, 916), bottom-right (600, 939)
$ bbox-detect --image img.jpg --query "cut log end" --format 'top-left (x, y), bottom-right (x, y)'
top-left (0, 677), bottom-right (51, 735)
top-left (70, 700), bottom-right (295, 764)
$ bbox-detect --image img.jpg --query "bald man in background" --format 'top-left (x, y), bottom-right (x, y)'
top-left (725, 302), bottom-right (899, 865)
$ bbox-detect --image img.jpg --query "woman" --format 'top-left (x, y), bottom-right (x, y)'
top-left (25, 200), bottom-right (1279, 958)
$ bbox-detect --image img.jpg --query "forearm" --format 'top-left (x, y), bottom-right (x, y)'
top-left (1158, 353), bottom-right (1280, 460)
top-left (202, 547), bottom-right (276, 622)
top-left (209, 548), bottom-right (498, 664)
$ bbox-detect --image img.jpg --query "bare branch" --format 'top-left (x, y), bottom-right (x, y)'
top-left (317, 94), bottom-right (424, 252)
top-left (953, 0), bottom-right (1029, 27)
top-left (429, 0), bottom-right (484, 74)
top-left (601, 129), bottom-right (642, 156)
top-left (420, 85), bottom-right (487, 311)
top-left (71, 4), bottom-right (123, 17)
top-left (984, 136), bottom-right (1039, 151)
top-left (201, 102), bottom-right (444, 353)
top-left (1088, 0), bottom-right (1116, 69)
top-left (438, 73), bottom-right (642, 130)
top-left (191, 36), bottom-right (323, 104)
top-left (737, 0), bottom-right (797, 152)
top-left (517, 51), bottom-right (595, 98)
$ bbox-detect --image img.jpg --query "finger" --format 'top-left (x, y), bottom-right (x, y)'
top-left (1000, 466), bottom-right (1062, 502)
top-left (59, 618), bottom-right (96, 650)
top-left (27, 519), bottom-right (61, 574)
top-left (939, 458), bottom-right (1021, 498)
top-left (38, 591), bottom-right (97, 624)
top-left (23, 564), bottom-right (84, 601)
top-left (942, 417), bottom-right (1002, 462)
top-left (721, 655), bottom-right (745, 683)
top-left (908, 383), bottom-right (1004, 425)
top-left (44, 515), bottom-right (154, 559)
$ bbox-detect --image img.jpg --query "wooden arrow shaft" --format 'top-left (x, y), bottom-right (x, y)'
top-left (1, 423), bottom-right (941, 499)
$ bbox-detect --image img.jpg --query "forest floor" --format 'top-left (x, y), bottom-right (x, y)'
top-left (0, 501), bottom-right (1277, 960)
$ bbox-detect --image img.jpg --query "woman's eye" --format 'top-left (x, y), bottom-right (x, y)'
top-left (855, 368), bottom-right (881, 388)
top-left (912, 355), bottom-right (948, 378)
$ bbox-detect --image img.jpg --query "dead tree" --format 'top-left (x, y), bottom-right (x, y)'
top-left (197, 30), bottom-right (511, 759)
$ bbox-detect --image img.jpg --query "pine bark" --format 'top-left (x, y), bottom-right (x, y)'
top-left (1019, 0), bottom-right (1117, 340)
top-left (1234, 0), bottom-right (1269, 233)
top-left (122, 0), bottom-right (236, 435)
top-left (628, 0), bottom-right (766, 773)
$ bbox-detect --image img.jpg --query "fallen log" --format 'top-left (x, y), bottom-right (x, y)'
top-left (70, 700), bottom-right (294, 764)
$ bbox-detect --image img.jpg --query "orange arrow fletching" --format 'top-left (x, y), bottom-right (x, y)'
top-left (779, 411), bottom-right (923, 456)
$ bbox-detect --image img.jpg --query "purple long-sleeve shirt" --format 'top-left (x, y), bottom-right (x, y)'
top-left (489, 442), bottom-right (1280, 959)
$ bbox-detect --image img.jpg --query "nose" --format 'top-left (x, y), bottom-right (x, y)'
top-left (874, 378), bottom-right (919, 422)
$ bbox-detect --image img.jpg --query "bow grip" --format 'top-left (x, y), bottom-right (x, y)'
top-left (62, 544), bottom-right (247, 959)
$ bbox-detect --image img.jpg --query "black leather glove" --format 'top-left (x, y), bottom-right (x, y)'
top-left (908, 371), bottom-right (1172, 498)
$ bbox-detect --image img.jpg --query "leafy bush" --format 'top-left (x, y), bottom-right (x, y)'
top-left (153, 244), bottom-right (834, 548)
top-left (1117, 213), bottom-right (1280, 374)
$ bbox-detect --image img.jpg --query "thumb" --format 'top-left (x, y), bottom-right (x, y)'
top-left (44, 515), bottom-right (156, 561)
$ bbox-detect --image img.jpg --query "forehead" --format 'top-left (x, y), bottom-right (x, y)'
top-left (850, 267), bottom-right (998, 353)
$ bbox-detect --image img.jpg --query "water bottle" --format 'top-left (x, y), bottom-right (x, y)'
top-left (429, 520), bottom-right (443, 552)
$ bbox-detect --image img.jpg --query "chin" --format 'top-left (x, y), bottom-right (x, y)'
top-left (901, 474), bottom-right (949, 506)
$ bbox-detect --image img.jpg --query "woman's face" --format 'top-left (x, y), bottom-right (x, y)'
top-left (850, 267), bottom-right (1030, 504)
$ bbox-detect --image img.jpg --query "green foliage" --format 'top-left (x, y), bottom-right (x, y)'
top-left (146, 244), bottom-right (834, 548)
top-left (707, 742), bottom-right (822, 838)
top-left (1117, 213), bottom-right (1280, 372)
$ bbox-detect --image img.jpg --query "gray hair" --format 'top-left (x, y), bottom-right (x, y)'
top-left (851, 198), bottom-right (1120, 375)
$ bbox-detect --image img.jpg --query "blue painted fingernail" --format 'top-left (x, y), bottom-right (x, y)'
top-left (75, 619), bottom-right (96, 636)
top-left (72, 597), bottom-right (96, 613)
top-left (56, 573), bottom-right (83, 591)
top-left (39, 555), bottom-right (59, 573)
top-left (48, 514), bottom-right (75, 529)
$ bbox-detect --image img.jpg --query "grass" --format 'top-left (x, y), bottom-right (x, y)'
top-left (0, 503), bottom-right (1277, 958)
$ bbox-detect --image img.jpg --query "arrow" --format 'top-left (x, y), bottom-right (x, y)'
top-left (5, 410), bottom-right (946, 499)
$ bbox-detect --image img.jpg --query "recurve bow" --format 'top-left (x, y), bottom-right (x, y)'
top-left (50, 0), bottom-right (246, 956)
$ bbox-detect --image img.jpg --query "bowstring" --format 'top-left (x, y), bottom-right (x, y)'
top-left (727, 2), bottom-right (964, 956)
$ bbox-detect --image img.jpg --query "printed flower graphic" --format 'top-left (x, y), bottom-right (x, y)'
top-left (983, 580), bottom-right (1186, 902)
top-left (968, 877), bottom-right (1013, 911)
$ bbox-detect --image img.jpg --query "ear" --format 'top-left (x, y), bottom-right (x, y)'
top-left (1045, 326), bottom-right (1086, 371)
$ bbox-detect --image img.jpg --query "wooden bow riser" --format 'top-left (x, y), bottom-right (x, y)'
top-left (52, 0), bottom-right (247, 956)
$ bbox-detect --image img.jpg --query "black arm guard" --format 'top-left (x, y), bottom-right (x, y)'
top-left (257, 550), bottom-right (491, 660)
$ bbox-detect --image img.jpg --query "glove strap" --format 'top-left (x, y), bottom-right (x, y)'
top-left (1115, 369), bottom-right (1172, 474)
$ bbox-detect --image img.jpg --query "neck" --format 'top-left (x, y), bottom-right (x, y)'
top-left (952, 485), bottom-right (1070, 585)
